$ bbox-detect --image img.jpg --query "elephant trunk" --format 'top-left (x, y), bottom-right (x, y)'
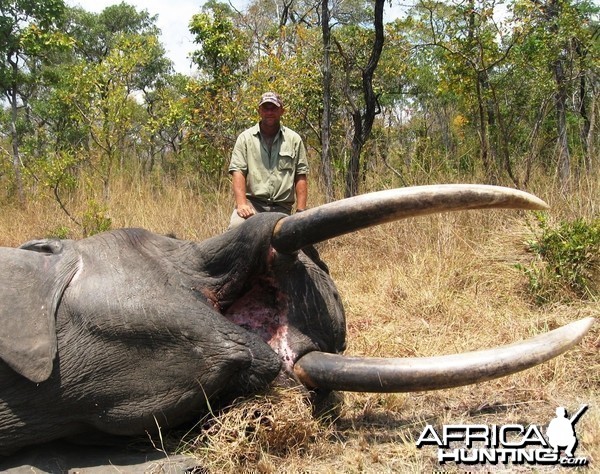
top-left (293, 317), bottom-right (594, 392)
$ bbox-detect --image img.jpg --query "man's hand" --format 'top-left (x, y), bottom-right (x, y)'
top-left (232, 171), bottom-right (255, 219)
top-left (236, 203), bottom-right (256, 219)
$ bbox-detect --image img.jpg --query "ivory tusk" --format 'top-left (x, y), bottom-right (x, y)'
top-left (293, 317), bottom-right (594, 392)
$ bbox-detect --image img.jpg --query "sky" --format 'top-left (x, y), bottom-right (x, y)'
top-left (64, 0), bottom-right (407, 75)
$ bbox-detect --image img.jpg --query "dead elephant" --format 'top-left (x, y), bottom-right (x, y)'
top-left (0, 184), bottom-right (594, 455)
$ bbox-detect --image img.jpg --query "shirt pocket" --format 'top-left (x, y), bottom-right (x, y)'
top-left (278, 150), bottom-right (295, 171)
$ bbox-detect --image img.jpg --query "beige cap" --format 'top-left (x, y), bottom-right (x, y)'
top-left (258, 92), bottom-right (283, 108)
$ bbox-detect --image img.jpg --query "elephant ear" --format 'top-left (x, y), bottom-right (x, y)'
top-left (0, 240), bottom-right (80, 383)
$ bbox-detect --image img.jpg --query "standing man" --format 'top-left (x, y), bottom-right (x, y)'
top-left (228, 92), bottom-right (308, 229)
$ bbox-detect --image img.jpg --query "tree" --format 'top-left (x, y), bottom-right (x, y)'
top-left (411, 0), bottom-right (522, 184)
top-left (0, 0), bottom-right (68, 205)
top-left (189, 2), bottom-right (250, 84)
top-left (321, 0), bottom-right (334, 201)
top-left (32, 3), bottom-right (172, 203)
top-left (333, 0), bottom-right (385, 197)
top-left (511, 0), bottom-right (599, 187)
top-left (66, 2), bottom-right (160, 64)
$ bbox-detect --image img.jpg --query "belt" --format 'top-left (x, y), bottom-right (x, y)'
top-left (248, 197), bottom-right (292, 213)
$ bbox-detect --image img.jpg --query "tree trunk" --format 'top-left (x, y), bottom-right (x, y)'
top-left (475, 74), bottom-right (495, 184)
top-left (9, 63), bottom-right (25, 206)
top-left (575, 38), bottom-right (594, 175)
top-left (345, 112), bottom-right (363, 197)
top-left (343, 0), bottom-right (385, 198)
top-left (320, 0), bottom-right (334, 201)
top-left (554, 56), bottom-right (571, 189)
top-left (546, 0), bottom-right (571, 189)
top-left (585, 91), bottom-right (596, 174)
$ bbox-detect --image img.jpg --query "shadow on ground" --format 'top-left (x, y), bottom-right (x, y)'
top-left (0, 441), bottom-right (203, 473)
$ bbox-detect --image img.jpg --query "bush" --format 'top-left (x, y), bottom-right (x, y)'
top-left (82, 200), bottom-right (112, 236)
top-left (47, 225), bottom-right (71, 239)
top-left (518, 213), bottom-right (600, 305)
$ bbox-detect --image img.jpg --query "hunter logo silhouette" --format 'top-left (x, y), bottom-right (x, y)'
top-left (546, 405), bottom-right (588, 458)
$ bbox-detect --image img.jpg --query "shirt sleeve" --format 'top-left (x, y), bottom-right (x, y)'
top-left (295, 139), bottom-right (309, 175)
top-left (229, 133), bottom-right (248, 175)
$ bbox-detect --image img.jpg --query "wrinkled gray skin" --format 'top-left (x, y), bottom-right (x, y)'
top-left (0, 213), bottom-right (344, 455)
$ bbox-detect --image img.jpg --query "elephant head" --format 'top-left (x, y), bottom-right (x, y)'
top-left (0, 184), bottom-right (594, 455)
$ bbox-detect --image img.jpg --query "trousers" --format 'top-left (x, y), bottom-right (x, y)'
top-left (228, 197), bottom-right (292, 229)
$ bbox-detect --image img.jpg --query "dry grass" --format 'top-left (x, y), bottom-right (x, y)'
top-left (1, 174), bottom-right (598, 473)
top-left (174, 386), bottom-right (338, 473)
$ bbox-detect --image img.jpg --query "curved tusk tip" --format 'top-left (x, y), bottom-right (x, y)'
top-left (520, 192), bottom-right (549, 210)
top-left (566, 316), bottom-right (595, 337)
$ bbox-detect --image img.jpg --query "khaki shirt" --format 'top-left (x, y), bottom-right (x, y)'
top-left (229, 124), bottom-right (308, 206)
